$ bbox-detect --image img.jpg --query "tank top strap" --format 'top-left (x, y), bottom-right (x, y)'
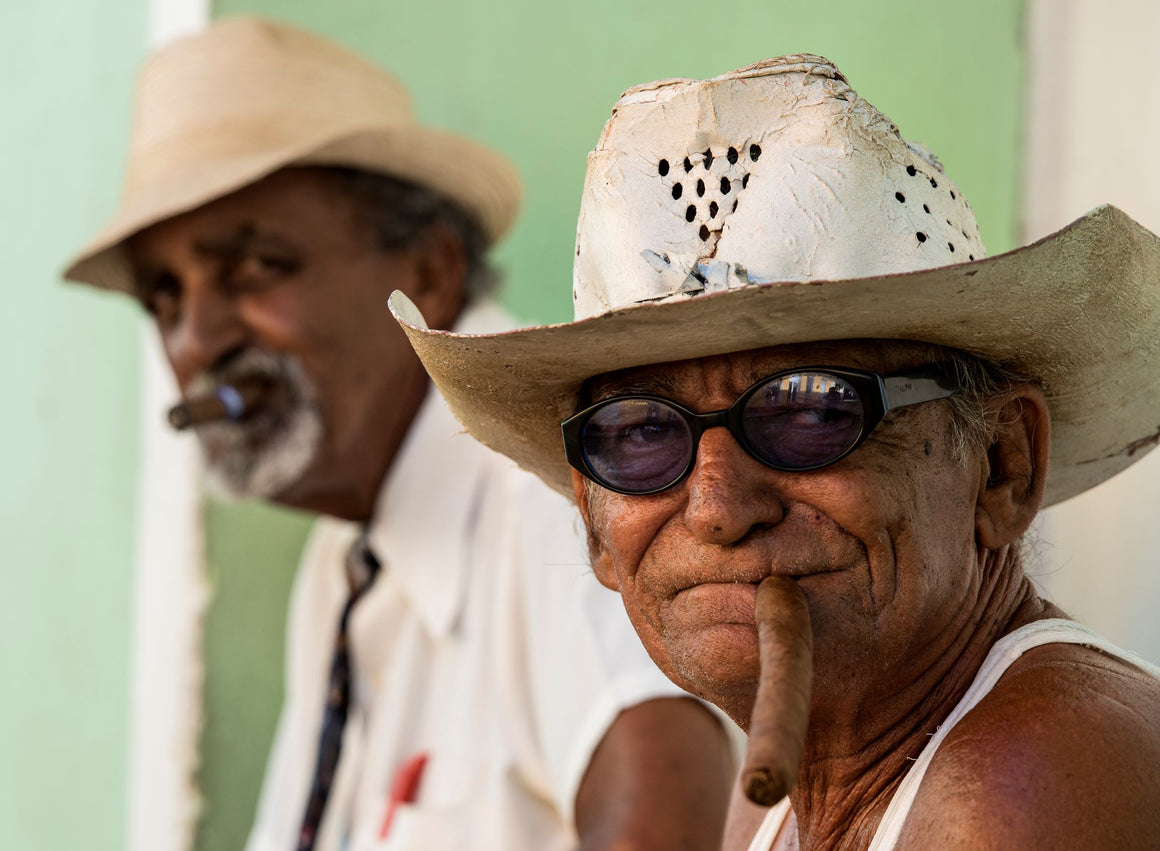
top-left (867, 618), bottom-right (1160, 850)
top-left (745, 796), bottom-right (792, 851)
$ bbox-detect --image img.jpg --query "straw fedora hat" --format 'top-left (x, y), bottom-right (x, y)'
top-left (64, 15), bottom-right (521, 293)
top-left (392, 54), bottom-right (1160, 508)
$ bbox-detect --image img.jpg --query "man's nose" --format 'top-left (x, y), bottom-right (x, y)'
top-left (165, 279), bottom-right (249, 385)
top-left (683, 427), bottom-right (785, 545)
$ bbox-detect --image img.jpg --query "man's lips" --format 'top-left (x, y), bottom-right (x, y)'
top-left (192, 376), bottom-right (300, 466)
top-left (670, 566), bottom-right (845, 623)
top-left (675, 582), bottom-right (762, 625)
top-left (197, 374), bottom-right (293, 422)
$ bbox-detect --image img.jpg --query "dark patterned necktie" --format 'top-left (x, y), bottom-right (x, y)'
top-left (296, 533), bottom-right (382, 851)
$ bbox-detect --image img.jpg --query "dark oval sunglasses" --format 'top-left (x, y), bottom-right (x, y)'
top-left (562, 364), bottom-right (959, 495)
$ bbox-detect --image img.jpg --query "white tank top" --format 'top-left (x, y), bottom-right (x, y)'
top-left (746, 619), bottom-right (1160, 851)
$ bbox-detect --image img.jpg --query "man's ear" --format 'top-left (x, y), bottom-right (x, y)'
top-left (975, 384), bottom-right (1051, 550)
top-left (573, 470), bottom-right (620, 592)
top-left (409, 223), bottom-right (468, 330)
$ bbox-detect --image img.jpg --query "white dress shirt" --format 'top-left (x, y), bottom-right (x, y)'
top-left (246, 301), bottom-right (687, 851)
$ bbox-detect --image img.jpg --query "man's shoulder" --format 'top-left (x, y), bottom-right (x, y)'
top-left (944, 638), bottom-right (1160, 758)
top-left (901, 641), bottom-right (1160, 848)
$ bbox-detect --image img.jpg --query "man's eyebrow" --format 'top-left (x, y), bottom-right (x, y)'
top-left (588, 372), bottom-right (681, 402)
top-left (131, 223), bottom-right (295, 300)
top-left (191, 223), bottom-right (261, 257)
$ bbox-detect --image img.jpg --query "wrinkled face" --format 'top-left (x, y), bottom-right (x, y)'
top-left (578, 341), bottom-right (984, 724)
top-left (128, 168), bottom-right (462, 519)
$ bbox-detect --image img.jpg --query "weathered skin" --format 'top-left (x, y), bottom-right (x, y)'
top-left (580, 340), bottom-right (1160, 850)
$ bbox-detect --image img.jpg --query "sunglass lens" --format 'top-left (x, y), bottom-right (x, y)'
top-left (741, 372), bottom-right (866, 469)
top-left (581, 399), bottom-right (692, 492)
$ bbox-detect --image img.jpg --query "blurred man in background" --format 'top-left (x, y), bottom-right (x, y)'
top-left (65, 16), bottom-right (733, 851)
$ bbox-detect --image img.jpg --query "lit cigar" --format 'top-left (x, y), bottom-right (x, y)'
top-left (167, 377), bottom-right (274, 431)
top-left (740, 575), bottom-right (814, 806)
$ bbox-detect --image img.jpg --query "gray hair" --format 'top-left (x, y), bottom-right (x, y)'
top-left (311, 165), bottom-right (498, 302)
top-left (942, 353), bottom-right (1033, 465)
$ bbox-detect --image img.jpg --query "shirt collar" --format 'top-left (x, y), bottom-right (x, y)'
top-left (365, 300), bottom-right (516, 638)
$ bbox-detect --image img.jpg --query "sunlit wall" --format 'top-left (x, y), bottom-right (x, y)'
top-left (0, 1), bottom-right (147, 849)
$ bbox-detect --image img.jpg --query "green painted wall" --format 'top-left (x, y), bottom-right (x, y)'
top-left (198, 1), bottom-right (1024, 848)
top-left (0, 2), bottom-right (148, 850)
top-left (195, 498), bottom-right (312, 849)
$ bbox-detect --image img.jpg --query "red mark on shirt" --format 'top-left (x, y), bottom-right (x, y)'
top-left (378, 752), bottom-right (430, 840)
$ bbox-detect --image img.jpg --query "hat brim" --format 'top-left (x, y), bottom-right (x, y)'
top-left (392, 204), bottom-right (1160, 507)
top-left (64, 123), bottom-right (521, 294)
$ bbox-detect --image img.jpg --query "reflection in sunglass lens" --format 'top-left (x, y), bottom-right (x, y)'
top-left (741, 372), bottom-right (865, 469)
top-left (581, 399), bottom-right (692, 492)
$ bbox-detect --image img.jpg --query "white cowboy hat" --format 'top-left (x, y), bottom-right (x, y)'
top-left (391, 54), bottom-right (1160, 507)
top-left (64, 15), bottom-right (521, 293)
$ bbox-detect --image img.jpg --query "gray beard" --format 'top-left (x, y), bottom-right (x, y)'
top-left (187, 349), bottom-right (324, 501)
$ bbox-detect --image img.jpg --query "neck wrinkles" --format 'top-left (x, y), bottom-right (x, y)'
top-left (786, 546), bottom-right (1048, 849)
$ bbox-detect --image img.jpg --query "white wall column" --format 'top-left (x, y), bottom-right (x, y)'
top-left (128, 4), bottom-right (212, 851)
top-left (1025, 0), bottom-right (1160, 663)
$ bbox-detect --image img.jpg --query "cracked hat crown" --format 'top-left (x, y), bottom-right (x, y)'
top-left (573, 55), bottom-right (984, 319)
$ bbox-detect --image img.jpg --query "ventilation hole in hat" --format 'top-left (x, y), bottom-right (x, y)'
top-left (948, 243), bottom-right (955, 252)
top-left (923, 204), bottom-right (930, 214)
top-left (916, 232), bottom-right (928, 243)
top-left (950, 190), bottom-right (956, 200)
top-left (947, 219), bottom-right (954, 227)
top-left (895, 192), bottom-right (906, 203)
top-left (699, 224), bottom-right (711, 241)
top-left (968, 254), bottom-right (975, 261)
top-left (929, 177), bottom-right (938, 188)
top-left (749, 144), bottom-right (762, 161)
top-left (907, 165), bottom-right (918, 176)
top-left (660, 144), bottom-right (753, 233)
top-left (658, 159), bottom-right (670, 176)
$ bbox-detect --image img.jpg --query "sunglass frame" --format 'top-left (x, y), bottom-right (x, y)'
top-left (561, 363), bottom-right (958, 495)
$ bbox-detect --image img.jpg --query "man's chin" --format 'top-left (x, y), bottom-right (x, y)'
top-left (202, 461), bottom-right (298, 502)
top-left (198, 417), bottom-right (322, 503)
top-left (680, 669), bottom-right (761, 731)
top-left (662, 626), bottom-right (761, 724)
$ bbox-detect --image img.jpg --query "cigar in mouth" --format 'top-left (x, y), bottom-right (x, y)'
top-left (740, 574), bottom-right (814, 806)
top-left (167, 377), bottom-right (274, 431)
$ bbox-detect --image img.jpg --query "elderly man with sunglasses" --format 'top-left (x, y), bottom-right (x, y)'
top-left (396, 55), bottom-right (1160, 849)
